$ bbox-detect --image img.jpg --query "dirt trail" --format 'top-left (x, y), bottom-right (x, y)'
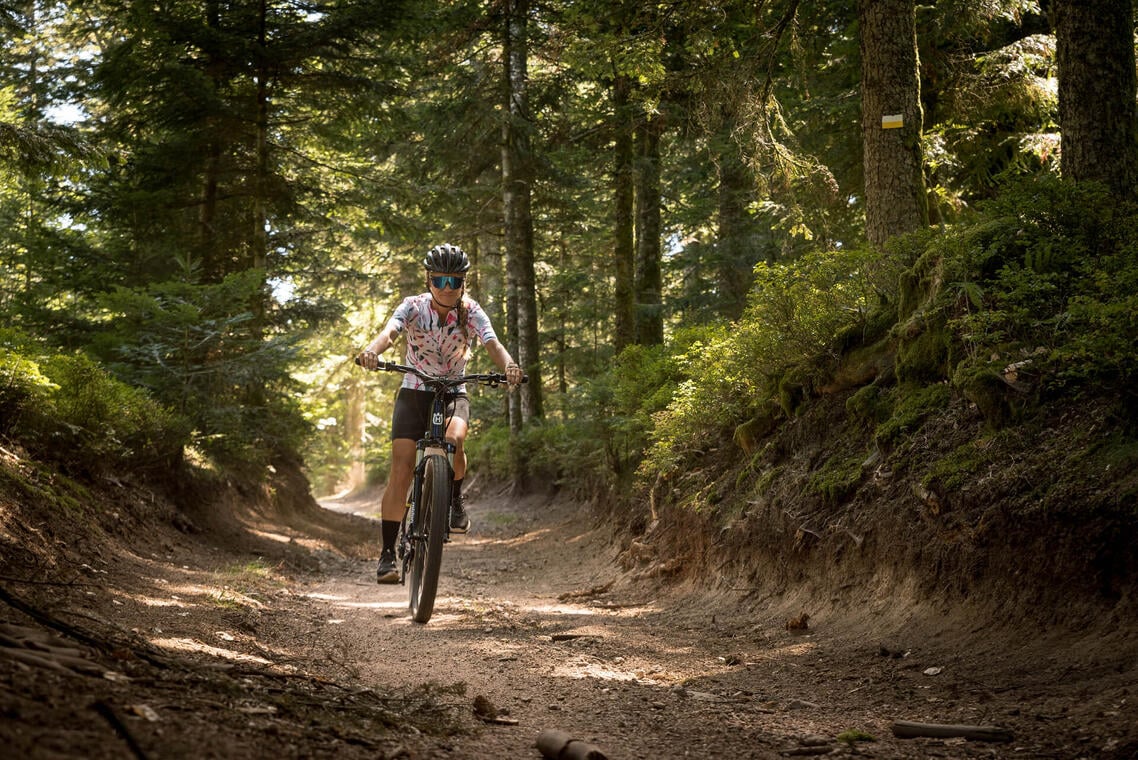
top-left (303, 488), bottom-right (1136, 759)
top-left (2, 483), bottom-right (1136, 759)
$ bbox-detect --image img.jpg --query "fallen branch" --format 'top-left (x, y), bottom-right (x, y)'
top-left (536, 729), bottom-right (609, 759)
top-left (478, 714), bottom-right (520, 725)
top-left (891, 720), bottom-right (1014, 743)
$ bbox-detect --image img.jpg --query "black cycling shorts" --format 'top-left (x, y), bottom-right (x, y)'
top-left (390, 388), bottom-right (470, 441)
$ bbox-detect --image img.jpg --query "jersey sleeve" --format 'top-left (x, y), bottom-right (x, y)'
top-left (465, 299), bottom-right (498, 346)
top-left (384, 295), bottom-right (420, 335)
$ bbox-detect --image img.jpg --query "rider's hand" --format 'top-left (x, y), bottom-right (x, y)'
top-left (358, 350), bottom-right (380, 370)
top-left (505, 362), bottom-right (523, 386)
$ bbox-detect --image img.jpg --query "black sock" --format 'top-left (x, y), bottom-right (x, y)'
top-left (452, 478), bottom-right (463, 501)
top-left (381, 519), bottom-right (400, 553)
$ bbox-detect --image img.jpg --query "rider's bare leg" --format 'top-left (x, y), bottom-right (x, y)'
top-left (381, 438), bottom-right (416, 522)
top-left (446, 417), bottom-right (469, 481)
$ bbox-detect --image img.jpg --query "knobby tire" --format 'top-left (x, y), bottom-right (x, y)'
top-left (408, 454), bottom-right (450, 623)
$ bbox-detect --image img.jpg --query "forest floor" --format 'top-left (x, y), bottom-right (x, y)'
top-left (1, 471), bottom-right (1137, 759)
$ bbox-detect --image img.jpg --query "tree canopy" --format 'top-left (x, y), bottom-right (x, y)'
top-left (1, 0), bottom-right (1135, 497)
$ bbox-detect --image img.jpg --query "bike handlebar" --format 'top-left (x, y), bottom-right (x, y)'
top-left (354, 356), bottom-right (528, 388)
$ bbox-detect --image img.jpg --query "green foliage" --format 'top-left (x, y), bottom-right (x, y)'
top-left (837, 729), bottom-right (876, 744)
top-left (927, 178), bottom-right (1138, 405)
top-left (88, 271), bottom-right (308, 466)
top-left (645, 244), bottom-right (912, 478)
top-left (0, 337), bottom-right (188, 475)
top-left (875, 384), bottom-right (952, 444)
top-left (895, 318), bottom-right (954, 382)
top-left (0, 338), bottom-right (58, 435)
top-left (846, 383), bottom-right (890, 427)
top-left (925, 440), bottom-right (992, 492)
top-left (808, 453), bottom-right (866, 504)
top-left (38, 352), bottom-right (186, 468)
top-left (467, 342), bottom-right (686, 496)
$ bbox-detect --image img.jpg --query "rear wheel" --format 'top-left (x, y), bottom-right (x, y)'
top-left (408, 454), bottom-right (451, 623)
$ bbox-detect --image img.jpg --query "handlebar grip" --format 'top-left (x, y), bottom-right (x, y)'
top-left (354, 355), bottom-right (390, 371)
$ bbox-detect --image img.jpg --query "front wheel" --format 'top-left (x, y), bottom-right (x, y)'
top-left (408, 454), bottom-right (451, 623)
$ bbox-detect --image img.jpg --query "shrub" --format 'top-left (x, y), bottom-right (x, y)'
top-left (938, 177), bottom-right (1138, 401)
top-left (0, 345), bottom-right (58, 435)
top-left (33, 352), bottom-right (189, 474)
top-left (644, 243), bottom-right (913, 480)
top-left (90, 271), bottom-right (307, 466)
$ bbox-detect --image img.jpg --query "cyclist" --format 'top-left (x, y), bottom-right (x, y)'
top-left (357, 243), bottom-right (524, 583)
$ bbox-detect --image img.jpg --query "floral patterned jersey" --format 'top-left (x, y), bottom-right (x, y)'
top-left (383, 293), bottom-right (499, 393)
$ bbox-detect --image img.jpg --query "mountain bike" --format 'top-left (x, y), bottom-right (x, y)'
top-left (357, 358), bottom-right (524, 623)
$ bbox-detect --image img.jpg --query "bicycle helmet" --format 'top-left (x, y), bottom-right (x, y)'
top-left (422, 243), bottom-right (471, 273)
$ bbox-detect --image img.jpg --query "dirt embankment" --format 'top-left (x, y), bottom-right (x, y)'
top-left (0, 449), bottom-right (1136, 759)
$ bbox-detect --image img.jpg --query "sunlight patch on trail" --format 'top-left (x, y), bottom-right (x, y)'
top-left (302, 591), bottom-right (407, 611)
top-left (340, 600), bottom-right (409, 611)
top-left (751, 641), bottom-right (818, 661)
top-left (150, 637), bottom-right (272, 664)
top-left (460, 527), bottom-right (553, 548)
top-left (142, 580), bottom-right (269, 612)
top-left (528, 602), bottom-right (599, 616)
top-left (117, 591), bottom-right (193, 608)
top-left (246, 527), bottom-right (294, 544)
top-left (551, 660), bottom-right (650, 684)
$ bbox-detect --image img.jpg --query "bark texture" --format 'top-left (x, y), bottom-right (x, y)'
top-left (1053, 0), bottom-right (1138, 198)
top-left (634, 111), bottom-right (664, 346)
top-left (612, 73), bottom-right (636, 353)
top-left (859, 0), bottom-right (928, 249)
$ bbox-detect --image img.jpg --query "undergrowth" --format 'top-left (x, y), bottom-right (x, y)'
top-left (503, 177), bottom-right (1138, 559)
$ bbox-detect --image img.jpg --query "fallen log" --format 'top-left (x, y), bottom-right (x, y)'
top-left (536, 729), bottom-right (609, 759)
top-left (892, 720), bottom-right (1014, 743)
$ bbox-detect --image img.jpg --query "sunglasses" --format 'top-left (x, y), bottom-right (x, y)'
top-left (430, 275), bottom-right (464, 290)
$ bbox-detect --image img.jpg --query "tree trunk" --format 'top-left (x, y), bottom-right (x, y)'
top-left (634, 110), bottom-right (664, 346)
top-left (556, 239), bottom-right (569, 399)
top-left (252, 0), bottom-right (269, 275)
top-left (716, 131), bottom-right (753, 322)
top-left (859, 0), bottom-right (927, 249)
top-left (199, 0), bottom-right (222, 282)
top-left (612, 72), bottom-right (636, 353)
top-left (1053, 0), bottom-right (1138, 199)
top-left (502, 0), bottom-right (543, 424)
top-left (344, 375), bottom-right (366, 494)
top-left (474, 198), bottom-right (512, 424)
